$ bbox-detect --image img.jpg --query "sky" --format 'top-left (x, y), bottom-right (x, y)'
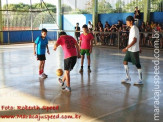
top-left (1, 0), bottom-right (131, 9)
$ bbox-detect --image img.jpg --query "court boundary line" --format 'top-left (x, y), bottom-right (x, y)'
top-left (87, 93), bottom-right (163, 122)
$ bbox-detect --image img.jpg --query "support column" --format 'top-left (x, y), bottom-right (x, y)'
top-left (0, 0), bottom-right (3, 44)
top-left (144, 0), bottom-right (150, 23)
top-left (92, 0), bottom-right (98, 29)
top-left (57, 0), bottom-right (62, 30)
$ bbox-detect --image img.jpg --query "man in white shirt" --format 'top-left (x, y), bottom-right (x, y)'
top-left (122, 16), bottom-right (143, 85)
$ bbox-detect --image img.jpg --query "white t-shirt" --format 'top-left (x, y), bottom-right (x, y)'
top-left (88, 23), bottom-right (93, 29)
top-left (128, 25), bottom-right (140, 52)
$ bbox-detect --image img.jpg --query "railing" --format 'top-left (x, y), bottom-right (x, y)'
top-left (0, 30), bottom-right (162, 49)
top-left (92, 31), bottom-right (163, 49)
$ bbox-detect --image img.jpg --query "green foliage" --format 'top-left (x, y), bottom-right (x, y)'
top-left (3, 2), bottom-right (56, 12)
top-left (84, 0), bottom-right (162, 13)
top-left (62, 4), bottom-right (72, 13)
top-left (33, 11), bottom-right (56, 28)
top-left (3, 3), bottom-right (30, 10)
top-left (2, 2), bottom-right (56, 29)
top-left (70, 9), bottom-right (90, 14)
top-left (98, 0), bottom-right (113, 13)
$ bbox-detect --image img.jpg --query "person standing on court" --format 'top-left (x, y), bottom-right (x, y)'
top-left (53, 31), bottom-right (81, 92)
top-left (122, 16), bottom-right (143, 85)
top-left (34, 28), bottom-right (50, 79)
top-left (79, 24), bottom-right (94, 73)
top-left (134, 7), bottom-right (141, 27)
top-left (75, 23), bottom-right (80, 43)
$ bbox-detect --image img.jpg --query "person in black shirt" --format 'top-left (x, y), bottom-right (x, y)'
top-left (75, 23), bottom-right (80, 43)
top-left (134, 7), bottom-right (141, 27)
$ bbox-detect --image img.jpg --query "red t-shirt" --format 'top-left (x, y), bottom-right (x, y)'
top-left (57, 35), bottom-right (77, 59)
top-left (80, 33), bottom-right (94, 49)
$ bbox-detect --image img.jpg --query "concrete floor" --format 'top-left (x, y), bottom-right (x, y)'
top-left (0, 44), bottom-right (163, 122)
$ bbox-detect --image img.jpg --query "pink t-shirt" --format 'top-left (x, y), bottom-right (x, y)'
top-left (57, 35), bottom-right (77, 59)
top-left (80, 33), bottom-right (94, 49)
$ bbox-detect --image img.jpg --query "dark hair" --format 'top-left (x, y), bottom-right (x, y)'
top-left (42, 28), bottom-right (47, 33)
top-left (59, 31), bottom-right (67, 36)
top-left (82, 24), bottom-right (88, 28)
top-left (126, 16), bottom-right (135, 22)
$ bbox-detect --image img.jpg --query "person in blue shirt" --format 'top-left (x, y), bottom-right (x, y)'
top-left (34, 28), bottom-right (50, 78)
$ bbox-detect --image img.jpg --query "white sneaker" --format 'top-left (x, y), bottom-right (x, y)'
top-left (39, 74), bottom-right (46, 79)
top-left (58, 78), bottom-right (64, 86)
top-left (134, 80), bottom-right (143, 85)
top-left (121, 78), bottom-right (131, 84)
top-left (64, 86), bottom-right (71, 92)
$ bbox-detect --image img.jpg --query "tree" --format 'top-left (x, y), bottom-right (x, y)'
top-left (114, 0), bottom-right (125, 13)
top-left (3, 3), bottom-right (30, 10)
top-left (150, 0), bottom-right (163, 12)
top-left (86, 0), bottom-right (113, 14)
top-left (70, 9), bottom-right (90, 14)
top-left (123, 0), bottom-right (162, 13)
top-left (32, 3), bottom-right (56, 13)
top-left (2, 3), bottom-right (57, 30)
top-left (32, 11), bottom-right (56, 28)
top-left (123, 0), bottom-right (143, 13)
top-left (62, 4), bottom-right (72, 13)
top-left (98, 0), bottom-right (113, 13)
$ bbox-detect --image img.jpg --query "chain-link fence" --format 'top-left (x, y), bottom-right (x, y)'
top-left (0, 0), bottom-right (162, 31)
top-left (1, 0), bottom-right (57, 31)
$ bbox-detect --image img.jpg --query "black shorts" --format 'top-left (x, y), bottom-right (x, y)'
top-left (124, 51), bottom-right (140, 65)
top-left (64, 56), bottom-right (77, 71)
top-left (37, 54), bottom-right (46, 61)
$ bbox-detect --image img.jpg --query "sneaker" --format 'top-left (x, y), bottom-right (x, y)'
top-left (42, 73), bottom-right (48, 78)
top-left (121, 78), bottom-right (131, 84)
top-left (134, 80), bottom-right (143, 85)
top-left (79, 68), bottom-right (83, 73)
top-left (39, 74), bottom-right (46, 79)
top-left (63, 86), bottom-right (71, 92)
top-left (88, 68), bottom-right (91, 73)
top-left (58, 78), bottom-right (64, 86)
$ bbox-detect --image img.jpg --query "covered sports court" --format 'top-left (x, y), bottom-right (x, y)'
top-left (0, 0), bottom-right (163, 122)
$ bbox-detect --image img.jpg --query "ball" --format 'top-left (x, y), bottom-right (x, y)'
top-left (56, 69), bottom-right (63, 76)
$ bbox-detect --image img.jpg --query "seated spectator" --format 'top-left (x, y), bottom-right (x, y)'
top-left (97, 21), bottom-right (103, 30)
top-left (105, 21), bottom-right (111, 28)
top-left (139, 22), bottom-right (146, 46)
top-left (109, 25), bottom-right (118, 46)
top-left (88, 21), bottom-right (93, 32)
top-left (99, 27), bottom-right (105, 45)
top-left (156, 23), bottom-right (161, 31)
top-left (146, 21), bottom-right (151, 31)
top-left (144, 28), bottom-right (149, 47)
top-left (120, 26), bottom-right (128, 48)
top-left (104, 26), bottom-right (111, 45)
top-left (150, 21), bottom-right (156, 30)
top-left (116, 20), bottom-right (122, 29)
top-left (160, 27), bottom-right (163, 48)
top-left (148, 29), bottom-right (155, 47)
top-left (94, 25), bottom-right (100, 44)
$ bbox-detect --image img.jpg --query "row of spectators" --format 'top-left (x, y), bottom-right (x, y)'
top-left (75, 20), bottom-right (163, 48)
top-left (93, 20), bottom-right (163, 48)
